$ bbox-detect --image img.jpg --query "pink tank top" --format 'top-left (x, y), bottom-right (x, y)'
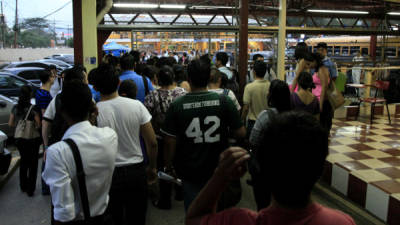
top-left (312, 73), bottom-right (330, 100)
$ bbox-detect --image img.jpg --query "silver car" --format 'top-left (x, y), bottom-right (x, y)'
top-left (0, 94), bottom-right (16, 137)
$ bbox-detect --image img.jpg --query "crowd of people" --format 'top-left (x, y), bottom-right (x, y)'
top-left (7, 44), bottom-right (356, 225)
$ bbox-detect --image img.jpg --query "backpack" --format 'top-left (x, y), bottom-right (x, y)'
top-left (226, 68), bottom-right (240, 97)
top-left (49, 95), bottom-right (69, 145)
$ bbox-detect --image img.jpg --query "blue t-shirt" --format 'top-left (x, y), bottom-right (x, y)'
top-left (88, 84), bottom-right (101, 103)
top-left (119, 70), bottom-right (154, 103)
top-left (35, 89), bottom-right (53, 110)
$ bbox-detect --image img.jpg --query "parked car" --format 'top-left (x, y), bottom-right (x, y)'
top-left (38, 59), bottom-right (72, 69)
top-left (45, 54), bottom-right (74, 65)
top-left (1, 67), bottom-right (46, 86)
top-left (4, 61), bottom-right (63, 73)
top-left (0, 94), bottom-right (17, 137)
top-left (0, 72), bottom-right (39, 98)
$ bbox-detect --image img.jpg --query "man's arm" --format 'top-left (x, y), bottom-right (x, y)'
top-left (42, 120), bottom-right (51, 149)
top-left (140, 122), bottom-right (158, 182)
top-left (163, 134), bottom-right (176, 170)
top-left (241, 104), bottom-right (249, 122)
top-left (186, 147), bottom-right (250, 225)
top-left (42, 147), bottom-right (76, 223)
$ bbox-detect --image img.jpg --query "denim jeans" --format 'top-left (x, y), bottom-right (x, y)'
top-left (107, 163), bottom-right (147, 225)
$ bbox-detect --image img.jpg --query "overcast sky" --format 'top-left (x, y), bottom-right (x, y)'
top-left (2, 0), bottom-right (73, 28)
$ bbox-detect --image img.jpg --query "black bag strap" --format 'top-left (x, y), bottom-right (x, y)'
top-left (157, 90), bottom-right (165, 114)
top-left (64, 138), bottom-right (91, 221)
top-left (142, 75), bottom-right (149, 96)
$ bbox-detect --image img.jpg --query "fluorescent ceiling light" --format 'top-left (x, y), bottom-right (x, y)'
top-left (307, 9), bottom-right (369, 14)
top-left (388, 12), bottom-right (400, 15)
top-left (190, 6), bottom-right (235, 9)
top-left (113, 3), bottom-right (158, 8)
top-left (160, 4), bottom-right (186, 9)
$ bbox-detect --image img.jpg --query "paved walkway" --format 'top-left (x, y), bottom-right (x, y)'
top-left (0, 158), bottom-right (383, 225)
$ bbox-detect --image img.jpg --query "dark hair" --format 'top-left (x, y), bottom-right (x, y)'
top-left (63, 66), bottom-right (85, 83)
top-left (258, 111), bottom-right (328, 208)
top-left (16, 85), bottom-right (32, 115)
top-left (254, 60), bottom-right (267, 78)
top-left (316, 42), bottom-right (328, 50)
top-left (87, 68), bottom-right (97, 85)
top-left (156, 57), bottom-right (174, 68)
top-left (252, 54), bottom-right (264, 61)
top-left (129, 50), bottom-right (141, 64)
top-left (40, 70), bottom-right (52, 84)
top-left (267, 80), bottom-right (291, 113)
top-left (158, 66), bottom-right (175, 87)
top-left (216, 52), bottom-right (229, 66)
top-left (298, 72), bottom-right (316, 90)
top-left (167, 56), bottom-right (177, 65)
top-left (295, 42), bottom-right (309, 60)
top-left (119, 80), bottom-right (137, 100)
top-left (173, 64), bottom-right (187, 83)
top-left (303, 52), bottom-right (324, 72)
top-left (94, 63), bottom-right (120, 95)
top-left (135, 63), bottom-right (146, 76)
top-left (60, 80), bottom-right (92, 122)
top-left (187, 59), bottom-right (211, 88)
top-left (120, 53), bottom-right (135, 70)
top-left (209, 67), bottom-right (222, 84)
top-left (48, 65), bottom-right (57, 70)
top-left (142, 65), bottom-right (157, 81)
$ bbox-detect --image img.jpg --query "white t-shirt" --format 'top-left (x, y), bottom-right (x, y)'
top-left (97, 96), bottom-right (152, 166)
top-left (208, 88), bottom-right (241, 111)
top-left (43, 96), bottom-right (57, 121)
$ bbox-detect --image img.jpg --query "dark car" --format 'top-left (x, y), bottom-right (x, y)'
top-left (4, 61), bottom-right (63, 73)
top-left (1, 67), bottom-right (46, 86)
top-left (0, 72), bottom-right (39, 98)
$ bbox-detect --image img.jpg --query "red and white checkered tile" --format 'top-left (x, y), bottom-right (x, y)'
top-left (322, 114), bottom-right (400, 225)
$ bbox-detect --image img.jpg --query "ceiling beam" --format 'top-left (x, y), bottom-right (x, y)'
top-left (98, 24), bottom-right (400, 35)
top-left (128, 13), bottom-right (140, 25)
top-left (109, 7), bottom-right (400, 20)
top-left (148, 12), bottom-right (160, 25)
top-left (107, 13), bottom-right (118, 25)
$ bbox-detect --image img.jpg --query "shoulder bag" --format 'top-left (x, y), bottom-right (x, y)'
top-left (327, 81), bottom-right (345, 110)
top-left (63, 139), bottom-right (113, 225)
top-left (14, 105), bottom-right (40, 139)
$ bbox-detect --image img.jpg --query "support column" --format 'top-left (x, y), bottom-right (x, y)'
top-left (73, 0), bottom-right (98, 71)
top-left (370, 20), bottom-right (378, 62)
top-left (97, 30), bottom-right (111, 63)
top-left (238, 0), bottom-right (248, 97)
top-left (277, 0), bottom-right (287, 80)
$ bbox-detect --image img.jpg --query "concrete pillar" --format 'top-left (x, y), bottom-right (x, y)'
top-left (73, 0), bottom-right (98, 72)
top-left (239, 0), bottom-right (248, 97)
top-left (277, 0), bottom-right (287, 80)
top-left (370, 20), bottom-right (378, 61)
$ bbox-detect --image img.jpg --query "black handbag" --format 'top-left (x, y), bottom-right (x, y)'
top-left (63, 139), bottom-right (113, 225)
top-left (0, 149), bottom-right (11, 175)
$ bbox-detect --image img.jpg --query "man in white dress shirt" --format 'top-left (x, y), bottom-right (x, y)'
top-left (94, 63), bottom-right (158, 225)
top-left (42, 81), bottom-right (118, 224)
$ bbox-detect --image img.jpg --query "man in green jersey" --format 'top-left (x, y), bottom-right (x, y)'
top-left (161, 59), bottom-right (246, 211)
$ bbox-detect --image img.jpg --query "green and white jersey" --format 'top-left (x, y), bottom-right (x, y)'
top-left (161, 91), bottom-right (242, 183)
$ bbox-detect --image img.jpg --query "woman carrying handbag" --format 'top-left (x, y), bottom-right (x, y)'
top-left (8, 85), bottom-right (41, 197)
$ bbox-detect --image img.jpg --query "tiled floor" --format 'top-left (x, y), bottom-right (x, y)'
top-left (322, 114), bottom-right (400, 225)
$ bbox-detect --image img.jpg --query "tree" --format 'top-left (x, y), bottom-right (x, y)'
top-left (66, 38), bottom-right (73, 48)
top-left (20, 18), bottom-right (49, 30)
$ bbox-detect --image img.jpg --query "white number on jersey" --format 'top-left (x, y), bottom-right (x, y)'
top-left (185, 116), bottom-right (221, 144)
